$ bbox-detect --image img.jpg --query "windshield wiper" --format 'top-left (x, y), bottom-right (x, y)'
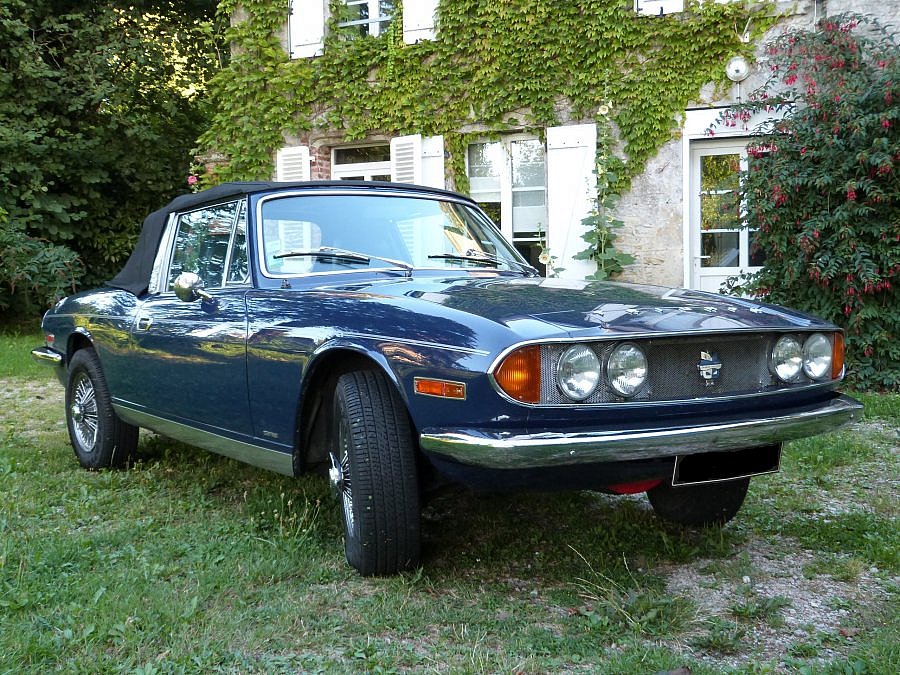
top-left (466, 250), bottom-right (540, 276)
top-left (274, 247), bottom-right (413, 274)
top-left (428, 249), bottom-right (539, 276)
top-left (427, 253), bottom-right (500, 266)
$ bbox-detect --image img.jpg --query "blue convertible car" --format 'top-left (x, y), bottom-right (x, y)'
top-left (33, 181), bottom-right (862, 575)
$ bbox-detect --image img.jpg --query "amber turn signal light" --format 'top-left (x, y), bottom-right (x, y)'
top-left (832, 332), bottom-right (845, 380)
top-left (414, 377), bottom-right (466, 399)
top-left (493, 345), bottom-right (541, 403)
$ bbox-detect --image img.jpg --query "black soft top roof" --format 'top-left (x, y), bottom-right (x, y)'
top-left (107, 180), bottom-right (467, 296)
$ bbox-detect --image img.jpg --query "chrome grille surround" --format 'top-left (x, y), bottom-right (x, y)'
top-left (530, 331), bottom-right (835, 406)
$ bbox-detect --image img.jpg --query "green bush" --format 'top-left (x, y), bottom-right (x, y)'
top-left (0, 208), bottom-right (83, 315)
top-left (720, 14), bottom-right (899, 391)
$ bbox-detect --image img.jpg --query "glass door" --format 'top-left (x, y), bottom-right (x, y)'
top-left (689, 140), bottom-right (764, 292)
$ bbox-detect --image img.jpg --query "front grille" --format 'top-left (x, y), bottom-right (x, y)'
top-left (539, 333), bottom-right (817, 405)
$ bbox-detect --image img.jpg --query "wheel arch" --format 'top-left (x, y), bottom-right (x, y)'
top-left (66, 328), bottom-right (94, 364)
top-left (293, 344), bottom-right (415, 476)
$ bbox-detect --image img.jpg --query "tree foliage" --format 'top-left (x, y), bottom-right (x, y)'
top-left (720, 14), bottom-right (899, 390)
top-left (0, 0), bottom-right (220, 303)
top-left (0, 207), bottom-right (84, 315)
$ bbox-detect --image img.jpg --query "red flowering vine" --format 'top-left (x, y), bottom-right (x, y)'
top-left (713, 13), bottom-right (900, 390)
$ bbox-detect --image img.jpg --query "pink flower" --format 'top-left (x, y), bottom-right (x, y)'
top-left (187, 175), bottom-right (199, 186)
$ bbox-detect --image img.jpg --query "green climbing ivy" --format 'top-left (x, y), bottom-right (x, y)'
top-left (201, 0), bottom-right (775, 192)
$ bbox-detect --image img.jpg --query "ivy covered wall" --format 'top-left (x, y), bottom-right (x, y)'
top-left (200, 0), bottom-right (774, 189)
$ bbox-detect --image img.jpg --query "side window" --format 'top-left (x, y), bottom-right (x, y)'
top-left (168, 201), bottom-right (240, 291)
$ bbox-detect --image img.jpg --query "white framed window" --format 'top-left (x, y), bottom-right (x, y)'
top-left (466, 136), bottom-right (547, 273)
top-left (331, 145), bottom-right (392, 181)
top-left (289, 0), bottom-right (435, 59)
top-left (338, 0), bottom-right (394, 37)
top-left (688, 139), bottom-right (765, 293)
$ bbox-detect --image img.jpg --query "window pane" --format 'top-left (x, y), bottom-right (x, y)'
top-left (169, 202), bottom-right (238, 290)
top-left (511, 140), bottom-right (546, 233)
top-left (334, 145), bottom-right (390, 164)
top-left (227, 201), bottom-right (249, 283)
top-left (468, 142), bottom-right (503, 203)
top-left (700, 191), bottom-right (740, 231)
top-left (339, 0), bottom-right (393, 36)
top-left (701, 231), bottom-right (740, 267)
top-left (701, 153), bottom-right (740, 192)
top-left (512, 189), bottom-right (546, 207)
top-left (468, 142), bottom-right (503, 179)
top-left (511, 139), bottom-right (545, 188)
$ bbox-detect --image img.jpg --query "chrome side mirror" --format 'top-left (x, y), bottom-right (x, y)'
top-left (173, 272), bottom-right (212, 302)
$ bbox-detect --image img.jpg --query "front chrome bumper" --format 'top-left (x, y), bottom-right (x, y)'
top-left (419, 394), bottom-right (863, 469)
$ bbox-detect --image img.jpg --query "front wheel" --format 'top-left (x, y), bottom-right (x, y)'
top-left (65, 348), bottom-right (138, 470)
top-left (647, 478), bottom-right (750, 527)
top-left (330, 370), bottom-right (420, 576)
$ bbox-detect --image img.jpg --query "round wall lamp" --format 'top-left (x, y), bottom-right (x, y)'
top-left (726, 55), bottom-right (751, 82)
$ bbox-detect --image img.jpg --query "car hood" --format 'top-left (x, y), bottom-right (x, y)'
top-left (324, 274), bottom-right (831, 338)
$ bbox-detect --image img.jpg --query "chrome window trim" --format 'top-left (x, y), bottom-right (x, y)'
top-left (149, 213), bottom-right (179, 295)
top-left (487, 330), bottom-right (843, 409)
top-left (222, 199), bottom-right (249, 285)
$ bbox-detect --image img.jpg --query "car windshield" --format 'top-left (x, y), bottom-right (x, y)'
top-left (259, 193), bottom-right (533, 276)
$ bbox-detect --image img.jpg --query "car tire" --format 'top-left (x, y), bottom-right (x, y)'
top-left (646, 477), bottom-right (750, 527)
top-left (330, 369), bottom-right (420, 576)
top-left (65, 348), bottom-right (138, 470)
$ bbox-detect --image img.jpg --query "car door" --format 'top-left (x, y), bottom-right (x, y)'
top-left (125, 199), bottom-right (253, 437)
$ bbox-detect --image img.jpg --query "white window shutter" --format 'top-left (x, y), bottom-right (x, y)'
top-left (289, 0), bottom-right (326, 58)
top-left (403, 0), bottom-right (438, 43)
top-left (420, 135), bottom-right (445, 189)
top-left (391, 135), bottom-right (445, 188)
top-left (546, 124), bottom-right (598, 280)
top-left (390, 135), bottom-right (423, 184)
top-left (275, 146), bottom-right (311, 181)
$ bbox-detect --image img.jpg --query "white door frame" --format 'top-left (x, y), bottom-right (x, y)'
top-left (689, 139), bottom-right (755, 293)
top-left (681, 107), bottom-right (778, 291)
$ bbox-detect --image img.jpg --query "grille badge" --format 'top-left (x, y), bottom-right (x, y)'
top-left (698, 351), bottom-right (722, 385)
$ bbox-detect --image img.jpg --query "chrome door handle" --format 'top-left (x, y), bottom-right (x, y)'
top-left (136, 316), bottom-right (153, 331)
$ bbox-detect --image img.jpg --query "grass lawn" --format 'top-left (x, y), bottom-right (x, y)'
top-left (1, 332), bottom-right (897, 673)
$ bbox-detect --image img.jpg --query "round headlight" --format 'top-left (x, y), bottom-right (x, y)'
top-left (772, 335), bottom-right (803, 382)
top-left (803, 333), bottom-right (833, 380)
top-left (556, 345), bottom-right (601, 401)
top-left (607, 343), bottom-right (647, 398)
